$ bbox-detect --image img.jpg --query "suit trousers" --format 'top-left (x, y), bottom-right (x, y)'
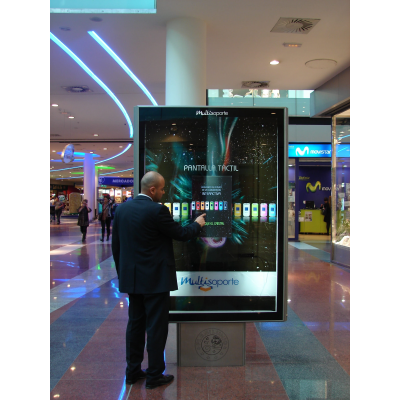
top-left (126, 292), bottom-right (170, 383)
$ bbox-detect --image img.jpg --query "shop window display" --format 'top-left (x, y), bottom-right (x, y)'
top-left (331, 111), bottom-right (350, 266)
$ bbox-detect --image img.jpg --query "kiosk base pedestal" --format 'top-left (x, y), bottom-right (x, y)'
top-left (177, 322), bottom-right (246, 367)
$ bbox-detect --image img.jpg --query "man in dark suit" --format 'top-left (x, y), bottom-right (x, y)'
top-left (112, 171), bottom-right (206, 389)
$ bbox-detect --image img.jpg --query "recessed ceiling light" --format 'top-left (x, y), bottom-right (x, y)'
top-left (51, 104), bottom-right (58, 107)
top-left (103, 148), bottom-right (107, 150)
top-left (68, 116), bottom-right (74, 119)
top-left (90, 151), bottom-right (93, 153)
top-left (94, 134), bottom-right (98, 137)
top-left (270, 60), bottom-right (280, 65)
top-left (119, 146), bottom-right (123, 148)
top-left (52, 150), bottom-right (56, 152)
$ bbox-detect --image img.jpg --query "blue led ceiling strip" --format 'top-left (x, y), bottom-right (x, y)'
top-left (99, 168), bottom-right (134, 176)
top-left (50, 32), bottom-right (133, 172)
top-left (88, 31), bottom-right (158, 106)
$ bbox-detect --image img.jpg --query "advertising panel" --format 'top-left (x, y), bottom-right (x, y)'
top-left (134, 106), bottom-right (288, 322)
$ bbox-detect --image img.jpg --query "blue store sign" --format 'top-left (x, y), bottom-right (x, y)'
top-left (288, 143), bottom-right (350, 158)
top-left (98, 177), bottom-right (134, 186)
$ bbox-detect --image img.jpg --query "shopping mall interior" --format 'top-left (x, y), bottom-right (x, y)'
top-left (8, 0), bottom-right (392, 398)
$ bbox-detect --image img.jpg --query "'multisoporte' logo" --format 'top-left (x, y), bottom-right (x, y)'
top-left (181, 276), bottom-right (239, 292)
top-left (196, 110), bottom-right (228, 116)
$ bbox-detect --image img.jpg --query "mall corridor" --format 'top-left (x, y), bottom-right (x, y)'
top-left (50, 221), bottom-right (350, 399)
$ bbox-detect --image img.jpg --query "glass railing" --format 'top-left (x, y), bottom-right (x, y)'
top-left (207, 89), bottom-right (313, 116)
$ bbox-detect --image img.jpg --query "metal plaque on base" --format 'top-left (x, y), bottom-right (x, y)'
top-left (177, 322), bottom-right (245, 367)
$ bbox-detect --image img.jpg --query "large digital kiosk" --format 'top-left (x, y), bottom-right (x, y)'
top-left (134, 106), bottom-right (288, 365)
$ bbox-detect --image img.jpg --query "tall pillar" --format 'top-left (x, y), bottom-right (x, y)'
top-left (94, 166), bottom-right (99, 218)
top-left (166, 17), bottom-right (206, 106)
top-left (83, 154), bottom-right (95, 220)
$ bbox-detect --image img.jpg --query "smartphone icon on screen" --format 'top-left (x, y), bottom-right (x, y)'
top-left (251, 203), bottom-right (259, 217)
top-left (260, 203), bottom-right (267, 217)
top-left (215, 201), bottom-right (219, 210)
top-left (243, 203), bottom-right (250, 217)
top-left (196, 201), bottom-right (200, 210)
top-left (201, 201), bottom-right (205, 210)
top-left (205, 201), bottom-right (209, 210)
top-left (269, 203), bottom-right (276, 217)
top-left (164, 203), bottom-right (171, 213)
top-left (191, 201), bottom-right (196, 211)
top-left (223, 201), bottom-right (228, 210)
top-left (182, 202), bottom-right (188, 216)
top-left (219, 201), bottom-right (223, 210)
top-left (234, 203), bottom-right (241, 216)
top-left (210, 201), bottom-right (214, 210)
top-left (173, 203), bottom-right (180, 216)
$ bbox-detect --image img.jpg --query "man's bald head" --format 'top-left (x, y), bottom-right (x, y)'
top-left (141, 171), bottom-right (165, 202)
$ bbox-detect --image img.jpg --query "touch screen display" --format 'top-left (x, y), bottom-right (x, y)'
top-left (135, 107), bottom-right (287, 322)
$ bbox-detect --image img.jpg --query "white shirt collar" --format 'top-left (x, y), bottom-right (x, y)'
top-left (137, 193), bottom-right (153, 201)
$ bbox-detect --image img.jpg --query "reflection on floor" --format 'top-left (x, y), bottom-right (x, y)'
top-left (50, 221), bottom-right (349, 399)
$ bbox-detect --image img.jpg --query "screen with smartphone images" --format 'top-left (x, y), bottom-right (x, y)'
top-left (135, 107), bottom-right (287, 322)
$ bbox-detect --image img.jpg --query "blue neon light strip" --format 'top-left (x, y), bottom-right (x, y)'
top-left (51, 165), bottom-right (85, 172)
top-left (88, 31), bottom-right (158, 106)
top-left (96, 144), bottom-right (132, 165)
top-left (50, 32), bottom-right (133, 138)
top-left (99, 167), bottom-right (134, 176)
top-left (50, 33), bottom-right (133, 172)
top-left (51, 144), bottom-right (132, 172)
top-left (56, 152), bottom-right (100, 157)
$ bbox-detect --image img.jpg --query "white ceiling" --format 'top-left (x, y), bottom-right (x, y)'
top-left (50, 0), bottom-right (350, 183)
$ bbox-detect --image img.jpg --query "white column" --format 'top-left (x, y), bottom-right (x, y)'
top-left (166, 17), bottom-right (206, 106)
top-left (83, 154), bottom-right (95, 220)
top-left (94, 167), bottom-right (99, 217)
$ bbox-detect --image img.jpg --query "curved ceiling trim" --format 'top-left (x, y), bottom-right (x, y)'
top-left (50, 32), bottom-right (133, 172)
top-left (88, 31), bottom-right (158, 106)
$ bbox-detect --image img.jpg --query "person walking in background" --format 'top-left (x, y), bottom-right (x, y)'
top-left (54, 196), bottom-right (65, 225)
top-left (320, 197), bottom-right (331, 235)
top-left (111, 171), bottom-right (206, 390)
top-left (126, 189), bottom-right (134, 201)
top-left (50, 196), bottom-right (56, 223)
top-left (77, 199), bottom-right (92, 242)
top-left (100, 194), bottom-right (113, 242)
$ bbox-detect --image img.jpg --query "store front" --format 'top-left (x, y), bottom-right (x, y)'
top-left (331, 111), bottom-right (350, 267)
top-left (287, 143), bottom-right (350, 241)
top-left (97, 176), bottom-right (134, 215)
top-left (50, 183), bottom-right (82, 215)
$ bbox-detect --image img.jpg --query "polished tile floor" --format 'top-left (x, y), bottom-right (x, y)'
top-left (50, 220), bottom-right (350, 399)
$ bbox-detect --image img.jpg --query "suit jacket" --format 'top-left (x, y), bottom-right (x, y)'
top-left (111, 195), bottom-right (201, 294)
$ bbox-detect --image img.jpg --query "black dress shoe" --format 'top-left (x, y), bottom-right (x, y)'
top-left (145, 374), bottom-right (174, 389)
top-left (126, 369), bottom-right (146, 385)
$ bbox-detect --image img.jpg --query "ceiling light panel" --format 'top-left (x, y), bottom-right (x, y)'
top-left (50, 0), bottom-right (157, 14)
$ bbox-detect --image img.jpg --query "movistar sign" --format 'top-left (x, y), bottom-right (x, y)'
top-left (288, 143), bottom-right (350, 158)
top-left (289, 144), bottom-right (331, 158)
